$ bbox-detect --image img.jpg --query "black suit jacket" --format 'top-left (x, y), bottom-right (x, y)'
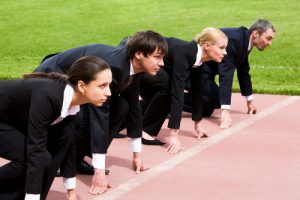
top-left (0, 78), bottom-right (66, 193)
top-left (203, 26), bottom-right (252, 105)
top-left (163, 37), bottom-right (202, 129)
top-left (35, 44), bottom-right (142, 153)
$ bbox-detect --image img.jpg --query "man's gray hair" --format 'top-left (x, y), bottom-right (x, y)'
top-left (249, 19), bottom-right (276, 34)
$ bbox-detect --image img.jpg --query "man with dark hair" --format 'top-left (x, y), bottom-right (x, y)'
top-left (184, 19), bottom-right (276, 128)
top-left (34, 30), bottom-right (167, 195)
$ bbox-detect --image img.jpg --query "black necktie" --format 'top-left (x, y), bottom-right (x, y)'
top-left (121, 75), bottom-right (135, 92)
top-left (126, 75), bottom-right (134, 87)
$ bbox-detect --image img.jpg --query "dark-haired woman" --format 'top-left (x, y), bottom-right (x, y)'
top-left (0, 56), bottom-right (112, 200)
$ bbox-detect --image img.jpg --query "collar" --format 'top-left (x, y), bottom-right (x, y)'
top-left (248, 35), bottom-right (253, 51)
top-left (193, 44), bottom-right (203, 67)
top-left (60, 84), bottom-right (80, 117)
top-left (130, 61), bottom-right (135, 75)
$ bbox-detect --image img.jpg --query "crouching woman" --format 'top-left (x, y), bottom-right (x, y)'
top-left (0, 56), bottom-right (112, 200)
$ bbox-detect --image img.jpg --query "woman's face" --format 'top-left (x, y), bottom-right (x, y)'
top-left (82, 69), bottom-right (112, 106)
top-left (205, 38), bottom-right (228, 63)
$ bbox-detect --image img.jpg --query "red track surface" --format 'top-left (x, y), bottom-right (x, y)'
top-left (1, 94), bottom-right (300, 200)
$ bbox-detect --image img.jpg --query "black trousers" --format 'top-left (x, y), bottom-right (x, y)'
top-left (184, 79), bottom-right (221, 117)
top-left (75, 95), bottom-right (129, 162)
top-left (0, 117), bottom-right (75, 200)
top-left (140, 70), bottom-right (171, 136)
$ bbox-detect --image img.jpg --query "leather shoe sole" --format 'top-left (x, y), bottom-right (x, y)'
top-left (113, 133), bottom-right (127, 138)
top-left (142, 137), bottom-right (165, 146)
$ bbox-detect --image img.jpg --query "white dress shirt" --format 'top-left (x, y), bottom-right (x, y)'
top-left (193, 44), bottom-right (203, 67)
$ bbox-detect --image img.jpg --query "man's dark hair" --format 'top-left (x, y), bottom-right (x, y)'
top-left (126, 30), bottom-right (168, 59)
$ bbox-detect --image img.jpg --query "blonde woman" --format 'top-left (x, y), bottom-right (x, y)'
top-left (139, 28), bottom-right (228, 153)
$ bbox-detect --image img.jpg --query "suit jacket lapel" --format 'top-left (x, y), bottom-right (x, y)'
top-left (187, 40), bottom-right (198, 67)
top-left (240, 27), bottom-right (251, 64)
top-left (110, 46), bottom-right (131, 94)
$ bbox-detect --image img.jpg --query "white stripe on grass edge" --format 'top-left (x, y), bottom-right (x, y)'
top-left (93, 96), bottom-right (300, 200)
top-left (251, 65), bottom-right (300, 69)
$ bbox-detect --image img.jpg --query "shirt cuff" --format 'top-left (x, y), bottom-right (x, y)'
top-left (92, 153), bottom-right (106, 169)
top-left (63, 177), bottom-right (76, 190)
top-left (221, 105), bottom-right (231, 110)
top-left (25, 194), bottom-right (40, 200)
top-left (245, 95), bottom-right (254, 101)
top-left (130, 137), bottom-right (142, 152)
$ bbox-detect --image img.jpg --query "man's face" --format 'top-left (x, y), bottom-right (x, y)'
top-left (253, 28), bottom-right (275, 51)
top-left (138, 48), bottom-right (164, 76)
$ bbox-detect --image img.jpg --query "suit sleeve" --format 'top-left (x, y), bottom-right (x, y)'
top-left (190, 66), bottom-right (203, 121)
top-left (237, 57), bottom-right (253, 96)
top-left (168, 52), bottom-right (189, 129)
top-left (89, 75), bottom-right (121, 154)
top-left (218, 44), bottom-right (237, 106)
top-left (60, 117), bottom-right (77, 178)
top-left (89, 104), bottom-right (110, 154)
top-left (25, 92), bottom-right (55, 194)
top-left (34, 47), bottom-right (85, 73)
top-left (121, 77), bottom-right (142, 138)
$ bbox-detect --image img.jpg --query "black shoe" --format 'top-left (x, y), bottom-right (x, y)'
top-left (76, 160), bottom-right (94, 175)
top-left (113, 132), bottom-right (127, 138)
top-left (76, 160), bottom-right (110, 175)
top-left (183, 105), bottom-right (192, 113)
top-left (142, 137), bottom-right (166, 146)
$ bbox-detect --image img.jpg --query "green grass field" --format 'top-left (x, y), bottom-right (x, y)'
top-left (0, 0), bottom-right (299, 94)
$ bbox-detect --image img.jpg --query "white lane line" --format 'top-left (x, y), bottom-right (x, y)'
top-left (93, 96), bottom-right (300, 200)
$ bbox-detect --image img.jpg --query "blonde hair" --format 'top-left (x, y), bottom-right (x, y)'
top-left (194, 27), bottom-right (227, 46)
